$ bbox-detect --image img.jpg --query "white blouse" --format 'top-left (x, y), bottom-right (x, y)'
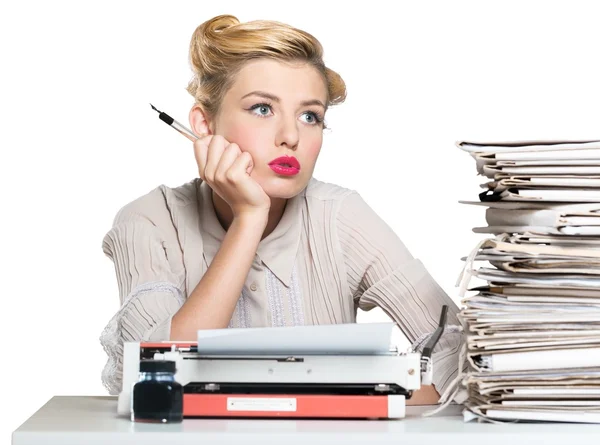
top-left (100, 177), bottom-right (462, 396)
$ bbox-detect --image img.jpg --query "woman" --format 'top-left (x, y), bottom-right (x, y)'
top-left (100, 14), bottom-right (462, 405)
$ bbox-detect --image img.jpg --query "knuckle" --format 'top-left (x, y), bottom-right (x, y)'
top-left (225, 170), bottom-right (238, 182)
top-left (226, 143), bottom-right (240, 153)
top-left (211, 134), bottom-right (226, 146)
top-left (214, 171), bottom-right (225, 183)
top-left (194, 136), bottom-right (209, 150)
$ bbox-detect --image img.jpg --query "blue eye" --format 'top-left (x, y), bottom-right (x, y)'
top-left (249, 103), bottom-right (273, 117)
top-left (300, 111), bottom-right (323, 125)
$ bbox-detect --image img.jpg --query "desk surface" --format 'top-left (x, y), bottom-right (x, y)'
top-left (12, 396), bottom-right (600, 445)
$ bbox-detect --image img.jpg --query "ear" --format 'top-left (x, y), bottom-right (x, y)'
top-left (189, 105), bottom-right (213, 136)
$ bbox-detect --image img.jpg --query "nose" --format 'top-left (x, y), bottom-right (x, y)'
top-left (275, 115), bottom-right (299, 151)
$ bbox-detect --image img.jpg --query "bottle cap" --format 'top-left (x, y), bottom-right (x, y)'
top-left (139, 360), bottom-right (176, 373)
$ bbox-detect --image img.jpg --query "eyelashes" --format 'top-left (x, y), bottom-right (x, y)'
top-left (248, 103), bottom-right (273, 118)
top-left (247, 102), bottom-right (324, 125)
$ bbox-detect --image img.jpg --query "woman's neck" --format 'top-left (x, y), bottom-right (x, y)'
top-left (211, 190), bottom-right (287, 240)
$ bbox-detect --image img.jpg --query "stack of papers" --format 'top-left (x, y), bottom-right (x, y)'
top-left (457, 139), bottom-right (600, 424)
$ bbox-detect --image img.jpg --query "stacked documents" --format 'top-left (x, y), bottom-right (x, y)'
top-left (456, 139), bottom-right (600, 424)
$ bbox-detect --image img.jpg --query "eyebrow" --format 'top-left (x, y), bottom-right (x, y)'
top-left (241, 90), bottom-right (326, 109)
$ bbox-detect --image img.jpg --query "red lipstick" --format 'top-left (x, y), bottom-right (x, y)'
top-left (268, 156), bottom-right (301, 176)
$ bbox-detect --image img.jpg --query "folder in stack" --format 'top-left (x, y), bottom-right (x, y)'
top-left (456, 139), bottom-right (600, 424)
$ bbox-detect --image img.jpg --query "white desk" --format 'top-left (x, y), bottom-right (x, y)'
top-left (12, 396), bottom-right (600, 445)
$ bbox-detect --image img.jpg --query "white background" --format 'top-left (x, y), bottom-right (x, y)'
top-left (2, 0), bottom-right (600, 441)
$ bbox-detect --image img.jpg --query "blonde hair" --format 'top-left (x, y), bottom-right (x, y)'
top-left (186, 15), bottom-right (346, 119)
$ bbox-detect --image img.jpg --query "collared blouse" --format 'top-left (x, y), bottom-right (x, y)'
top-left (100, 177), bottom-right (462, 396)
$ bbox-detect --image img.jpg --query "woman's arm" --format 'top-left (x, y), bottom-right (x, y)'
top-left (101, 189), bottom-right (268, 391)
top-left (169, 135), bottom-right (274, 339)
top-left (170, 212), bottom-right (267, 339)
top-left (406, 384), bottom-right (441, 405)
top-left (336, 192), bottom-right (463, 403)
top-left (101, 195), bottom-right (188, 394)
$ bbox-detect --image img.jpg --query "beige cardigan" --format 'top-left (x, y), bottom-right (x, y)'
top-left (100, 177), bottom-right (462, 396)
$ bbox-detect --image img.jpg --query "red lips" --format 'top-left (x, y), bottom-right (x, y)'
top-left (268, 156), bottom-right (301, 169)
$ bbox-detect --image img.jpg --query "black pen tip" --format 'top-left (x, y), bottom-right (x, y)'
top-left (150, 103), bottom-right (174, 126)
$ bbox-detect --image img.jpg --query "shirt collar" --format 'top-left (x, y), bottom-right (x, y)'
top-left (197, 179), bottom-right (304, 288)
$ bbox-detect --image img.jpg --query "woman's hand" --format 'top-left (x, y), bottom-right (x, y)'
top-left (194, 135), bottom-right (271, 219)
top-left (406, 385), bottom-right (441, 406)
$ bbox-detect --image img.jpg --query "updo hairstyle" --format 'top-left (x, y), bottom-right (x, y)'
top-left (186, 15), bottom-right (346, 120)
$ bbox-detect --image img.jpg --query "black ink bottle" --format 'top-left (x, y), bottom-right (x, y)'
top-left (131, 360), bottom-right (183, 423)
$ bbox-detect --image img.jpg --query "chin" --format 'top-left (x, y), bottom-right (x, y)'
top-left (261, 175), bottom-right (310, 200)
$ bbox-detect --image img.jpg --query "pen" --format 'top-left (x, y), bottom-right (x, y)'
top-left (150, 103), bottom-right (199, 142)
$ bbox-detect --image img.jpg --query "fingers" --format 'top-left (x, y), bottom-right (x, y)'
top-left (193, 135), bottom-right (213, 181)
top-left (226, 151), bottom-right (254, 183)
top-left (194, 134), bottom-right (253, 187)
top-left (193, 135), bottom-right (268, 215)
top-left (214, 143), bottom-right (242, 183)
top-left (204, 135), bottom-right (228, 183)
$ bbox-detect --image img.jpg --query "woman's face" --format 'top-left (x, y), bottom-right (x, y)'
top-left (209, 59), bottom-right (328, 199)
